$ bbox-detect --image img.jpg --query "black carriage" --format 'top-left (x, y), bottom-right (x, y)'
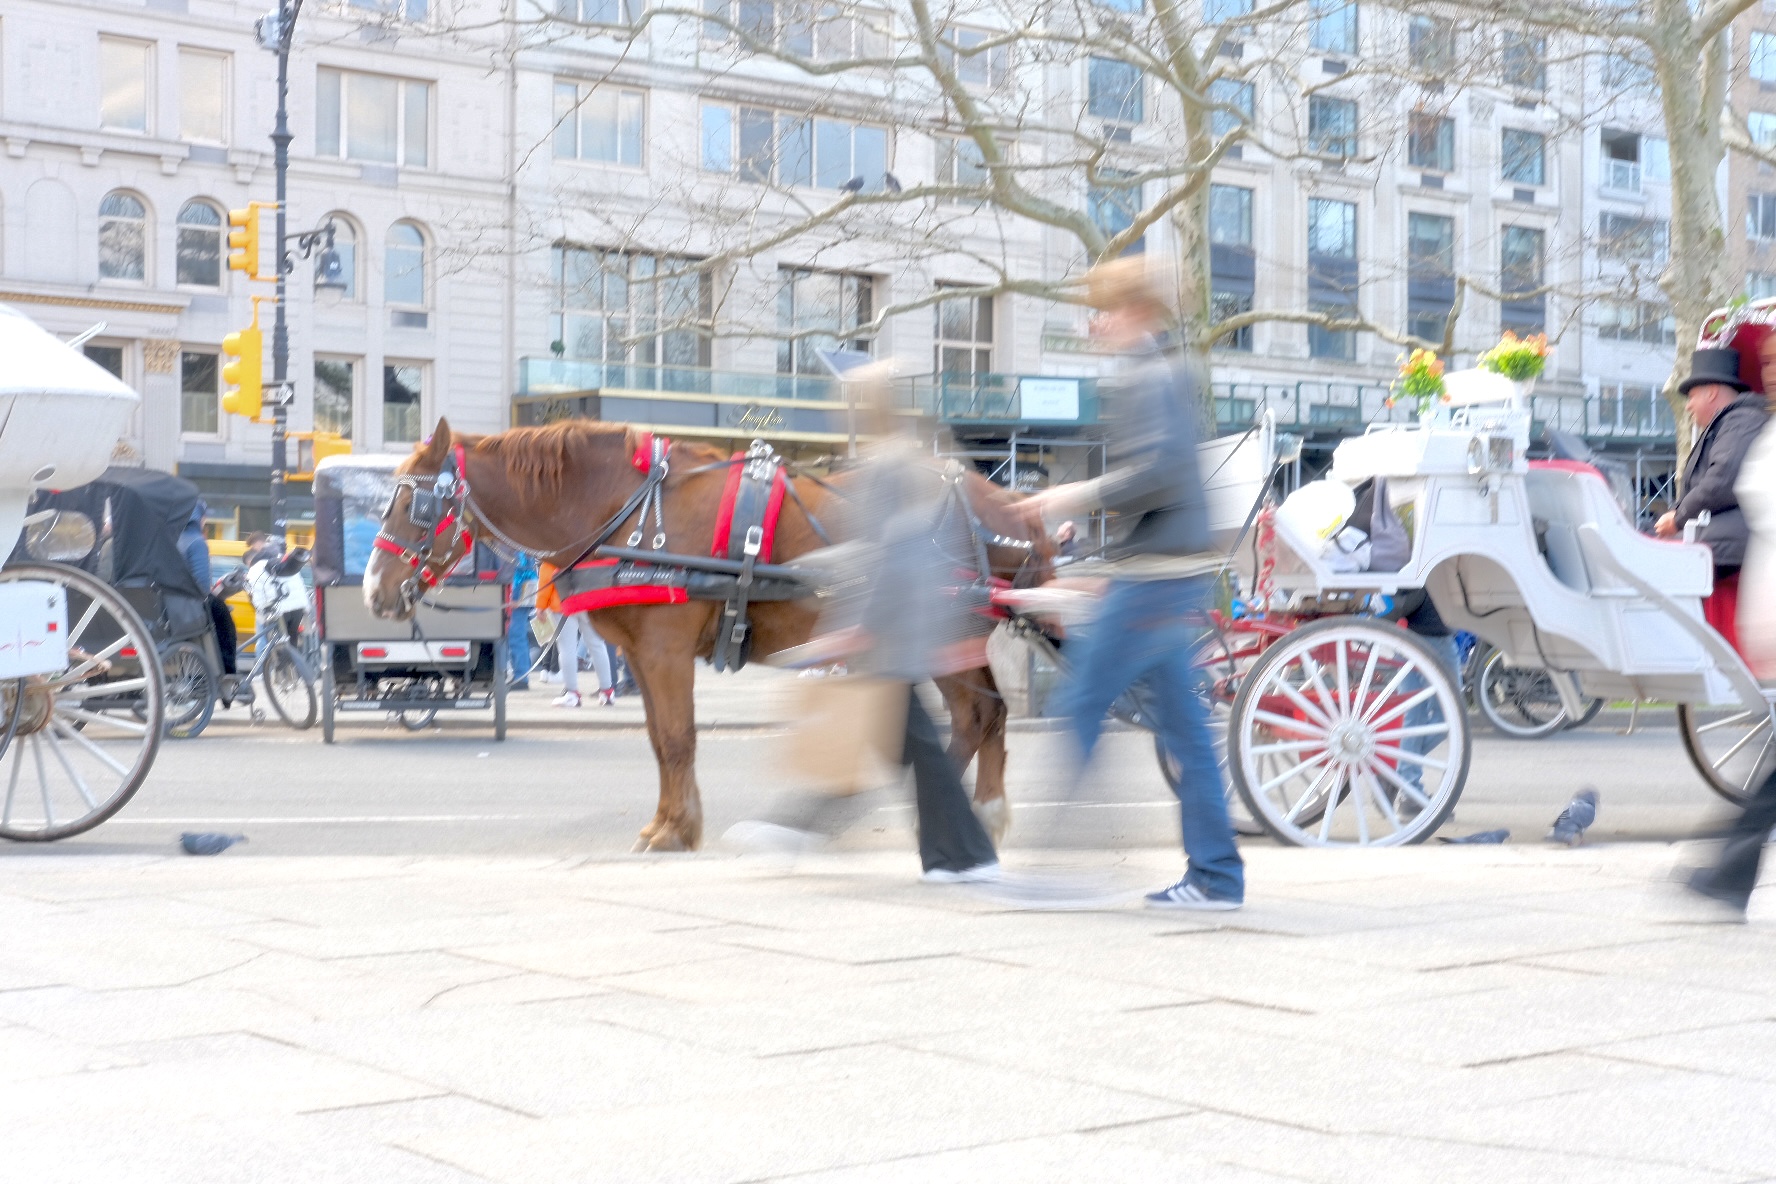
top-left (311, 455), bottom-right (509, 741)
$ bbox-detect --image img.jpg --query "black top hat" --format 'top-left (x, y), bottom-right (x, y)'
top-left (1678, 347), bottom-right (1752, 395)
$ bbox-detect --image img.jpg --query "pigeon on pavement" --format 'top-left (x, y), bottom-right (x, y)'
top-left (1547, 788), bottom-right (1599, 847)
top-left (1437, 829), bottom-right (1510, 844)
top-left (180, 832), bottom-right (247, 856)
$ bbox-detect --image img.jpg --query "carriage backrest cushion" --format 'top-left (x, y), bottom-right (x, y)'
top-left (25, 467), bottom-right (205, 599)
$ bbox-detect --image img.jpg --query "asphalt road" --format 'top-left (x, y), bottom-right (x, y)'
top-left (15, 706), bottom-right (1732, 862)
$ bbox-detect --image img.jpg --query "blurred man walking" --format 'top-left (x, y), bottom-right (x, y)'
top-left (1018, 258), bottom-right (1244, 910)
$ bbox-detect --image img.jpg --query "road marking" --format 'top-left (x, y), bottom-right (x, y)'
top-left (103, 802), bottom-right (1184, 826)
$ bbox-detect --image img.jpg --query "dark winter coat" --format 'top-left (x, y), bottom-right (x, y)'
top-left (1675, 392), bottom-right (1770, 569)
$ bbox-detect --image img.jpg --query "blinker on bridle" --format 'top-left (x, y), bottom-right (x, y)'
top-left (373, 442), bottom-right (473, 599)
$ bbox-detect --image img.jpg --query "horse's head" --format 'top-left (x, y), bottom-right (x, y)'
top-left (364, 418), bottom-right (475, 620)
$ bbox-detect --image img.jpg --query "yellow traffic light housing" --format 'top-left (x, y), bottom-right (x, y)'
top-left (227, 201), bottom-right (276, 280)
top-left (221, 298), bottom-right (268, 420)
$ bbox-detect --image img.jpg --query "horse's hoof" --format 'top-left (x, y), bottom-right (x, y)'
top-left (974, 796), bottom-right (1011, 844)
top-left (643, 831), bottom-right (690, 853)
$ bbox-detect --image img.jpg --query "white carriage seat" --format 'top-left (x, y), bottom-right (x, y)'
top-left (1523, 463), bottom-right (1711, 600)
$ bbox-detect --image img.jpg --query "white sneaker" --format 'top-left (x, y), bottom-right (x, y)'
top-left (552, 691), bottom-right (582, 708)
top-left (724, 820), bottom-right (822, 855)
top-left (539, 670), bottom-right (561, 685)
top-left (1144, 878), bottom-right (1242, 911)
top-left (921, 861), bottom-right (1003, 884)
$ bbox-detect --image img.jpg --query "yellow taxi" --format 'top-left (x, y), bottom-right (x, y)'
top-left (207, 538), bottom-right (256, 639)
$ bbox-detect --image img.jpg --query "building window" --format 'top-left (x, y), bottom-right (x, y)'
top-left (1309, 0), bottom-right (1357, 55)
top-left (1087, 57), bottom-right (1144, 125)
top-left (1500, 31), bottom-right (1546, 93)
top-left (937, 135), bottom-right (989, 196)
top-left (1753, 194), bottom-right (1776, 241)
top-left (180, 350), bottom-right (220, 436)
top-left (316, 68), bottom-right (430, 167)
top-left (1211, 185), bottom-right (1255, 352)
top-left (1755, 32), bottom-right (1776, 83)
top-left (700, 104), bottom-right (887, 190)
top-left (702, 1), bottom-right (887, 59)
top-left (1501, 128), bottom-right (1546, 185)
top-left (99, 37), bottom-right (151, 133)
top-left (1089, 169), bottom-right (1144, 254)
top-left (934, 286), bottom-right (993, 380)
top-left (1308, 197), bottom-right (1357, 360)
top-left (1605, 50), bottom-right (1657, 93)
top-left (1204, 0), bottom-right (1253, 20)
top-left (553, 81), bottom-right (644, 165)
top-left (1500, 224), bottom-right (1546, 332)
top-left (1308, 96), bottom-right (1358, 158)
top-left (1750, 272), bottom-right (1776, 300)
top-left (939, 26), bottom-right (1011, 88)
top-left (322, 214), bottom-right (359, 300)
top-left (1208, 80), bottom-right (1254, 140)
top-left (350, 0), bottom-right (430, 19)
top-left (1597, 382), bottom-right (1667, 434)
top-left (314, 358), bottom-right (356, 439)
top-left (178, 48), bottom-right (228, 144)
top-left (383, 364), bottom-right (424, 444)
top-left (1596, 300), bottom-right (1675, 344)
top-left (555, 0), bottom-right (637, 25)
top-left (1599, 213), bottom-right (1669, 264)
top-left (1601, 128), bottom-right (1645, 191)
top-left (1408, 112), bottom-right (1455, 173)
top-left (1408, 16), bottom-right (1456, 74)
top-left (176, 201), bottom-right (223, 287)
top-left (1407, 212), bottom-right (1456, 342)
top-left (85, 344), bottom-right (126, 381)
top-left (385, 222), bottom-right (427, 324)
top-left (99, 192), bottom-right (147, 282)
top-left (551, 246), bottom-right (713, 371)
top-left (776, 268), bottom-right (872, 380)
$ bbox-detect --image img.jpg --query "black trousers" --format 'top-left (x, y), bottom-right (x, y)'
top-left (206, 596), bottom-right (237, 675)
top-left (1698, 764), bottom-right (1776, 907)
top-left (775, 683), bottom-right (997, 874)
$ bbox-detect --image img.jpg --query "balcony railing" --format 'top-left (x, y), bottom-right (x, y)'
top-left (897, 373), bottom-right (1102, 425)
top-left (519, 358), bottom-right (842, 403)
top-left (1603, 157), bottom-right (1642, 192)
top-left (1210, 382), bottom-right (1677, 442)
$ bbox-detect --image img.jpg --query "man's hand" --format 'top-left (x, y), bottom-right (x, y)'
top-left (1654, 510), bottom-right (1678, 538)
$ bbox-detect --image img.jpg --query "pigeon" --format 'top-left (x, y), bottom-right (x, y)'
top-left (180, 832), bottom-right (247, 856)
top-left (1437, 829), bottom-right (1510, 845)
top-left (1547, 788), bottom-right (1599, 846)
top-left (839, 175), bottom-right (865, 193)
top-left (883, 171), bottom-right (902, 193)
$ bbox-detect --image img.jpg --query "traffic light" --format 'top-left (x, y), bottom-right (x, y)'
top-left (227, 201), bottom-right (274, 280)
top-left (221, 299), bottom-right (266, 420)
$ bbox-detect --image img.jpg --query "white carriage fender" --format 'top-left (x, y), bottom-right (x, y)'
top-left (1574, 523), bottom-right (1771, 715)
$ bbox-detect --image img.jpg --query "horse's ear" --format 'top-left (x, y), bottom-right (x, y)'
top-left (416, 418), bottom-right (452, 466)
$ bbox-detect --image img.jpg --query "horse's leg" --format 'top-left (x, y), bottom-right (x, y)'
top-left (936, 670), bottom-right (1012, 843)
top-left (616, 612), bottom-right (704, 853)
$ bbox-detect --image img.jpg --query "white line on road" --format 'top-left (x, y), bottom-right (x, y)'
top-left (103, 802), bottom-right (1183, 826)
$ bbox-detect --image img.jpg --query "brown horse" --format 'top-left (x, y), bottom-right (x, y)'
top-left (364, 418), bottom-right (1047, 852)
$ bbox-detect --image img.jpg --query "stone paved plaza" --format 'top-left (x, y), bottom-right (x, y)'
top-left (5, 841), bottom-right (1774, 1183)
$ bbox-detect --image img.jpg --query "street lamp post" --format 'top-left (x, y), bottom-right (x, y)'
top-left (257, 0), bottom-right (304, 550)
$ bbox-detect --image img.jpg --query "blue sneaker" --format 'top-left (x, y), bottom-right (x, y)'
top-left (1145, 878), bottom-right (1241, 911)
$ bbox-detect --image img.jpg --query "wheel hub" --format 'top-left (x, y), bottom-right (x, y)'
top-left (2, 677), bottom-right (55, 736)
top-left (1326, 720), bottom-right (1373, 763)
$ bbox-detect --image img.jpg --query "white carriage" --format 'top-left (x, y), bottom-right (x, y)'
top-left (1, 305), bottom-right (164, 839)
top-left (1225, 370), bottom-right (1772, 845)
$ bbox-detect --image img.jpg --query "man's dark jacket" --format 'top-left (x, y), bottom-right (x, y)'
top-left (1675, 391), bottom-right (1769, 569)
top-left (1096, 344), bottom-right (1212, 561)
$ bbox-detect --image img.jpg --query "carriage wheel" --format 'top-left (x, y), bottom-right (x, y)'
top-left (1228, 617), bottom-right (1470, 846)
top-left (1678, 698), bottom-right (1776, 806)
top-left (1475, 649), bottom-right (1568, 739)
top-left (0, 563), bottom-right (164, 841)
top-left (1154, 621), bottom-right (1263, 835)
top-left (161, 642), bottom-right (217, 739)
top-left (397, 708), bottom-right (438, 731)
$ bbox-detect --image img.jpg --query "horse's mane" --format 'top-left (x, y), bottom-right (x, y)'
top-left (471, 419), bottom-right (630, 501)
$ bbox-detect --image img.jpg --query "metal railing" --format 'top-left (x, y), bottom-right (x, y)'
top-left (1603, 157), bottom-right (1642, 192)
top-left (518, 358), bottom-right (841, 403)
top-left (1208, 381), bottom-right (1677, 442)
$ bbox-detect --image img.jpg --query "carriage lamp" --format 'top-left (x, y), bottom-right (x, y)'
top-left (289, 219), bottom-right (346, 307)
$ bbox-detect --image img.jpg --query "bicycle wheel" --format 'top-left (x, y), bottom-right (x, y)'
top-left (161, 641), bottom-right (217, 739)
top-left (1475, 649), bottom-right (1567, 739)
top-left (262, 642), bottom-right (318, 730)
top-left (0, 562), bottom-right (164, 840)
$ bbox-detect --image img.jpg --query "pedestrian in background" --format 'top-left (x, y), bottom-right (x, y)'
top-left (507, 552), bottom-right (537, 691)
top-left (1016, 256), bottom-right (1244, 911)
top-left (1687, 376), bottom-right (1776, 917)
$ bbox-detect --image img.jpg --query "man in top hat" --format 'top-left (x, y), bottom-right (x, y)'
top-left (1655, 347), bottom-right (1770, 651)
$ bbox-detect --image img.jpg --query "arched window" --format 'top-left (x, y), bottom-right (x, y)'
top-left (385, 221), bottom-right (426, 308)
top-left (176, 200), bottom-right (223, 287)
top-left (99, 192), bottom-right (147, 281)
top-left (322, 213), bottom-right (359, 300)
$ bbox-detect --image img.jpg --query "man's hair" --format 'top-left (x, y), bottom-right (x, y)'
top-left (1084, 256), bottom-right (1167, 317)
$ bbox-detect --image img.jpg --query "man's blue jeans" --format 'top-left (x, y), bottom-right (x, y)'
top-left (507, 607), bottom-right (533, 685)
top-left (1058, 577), bottom-right (1245, 901)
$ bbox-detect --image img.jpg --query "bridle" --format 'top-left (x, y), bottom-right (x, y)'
top-left (373, 441), bottom-right (473, 606)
